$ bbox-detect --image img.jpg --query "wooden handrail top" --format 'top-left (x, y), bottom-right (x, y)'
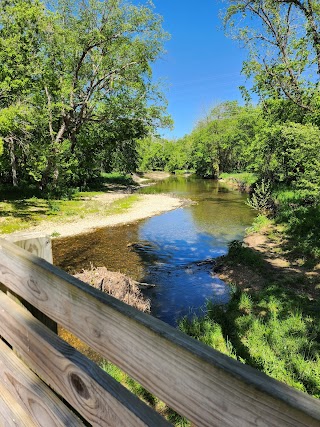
top-left (1, 237), bottom-right (320, 426)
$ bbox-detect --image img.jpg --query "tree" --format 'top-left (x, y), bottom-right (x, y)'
top-left (253, 122), bottom-right (320, 192)
top-left (186, 102), bottom-right (263, 177)
top-left (224, 0), bottom-right (319, 112)
top-left (0, 0), bottom-right (44, 186)
top-left (0, 0), bottom-right (170, 190)
top-left (38, 0), bottom-right (169, 188)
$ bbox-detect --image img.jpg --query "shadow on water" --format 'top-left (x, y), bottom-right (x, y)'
top-left (53, 176), bottom-right (256, 326)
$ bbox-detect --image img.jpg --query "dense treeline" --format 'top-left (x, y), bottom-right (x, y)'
top-left (0, 0), bottom-right (170, 194)
top-left (139, 0), bottom-right (320, 198)
top-left (138, 97), bottom-right (320, 197)
top-left (137, 0), bottom-right (320, 263)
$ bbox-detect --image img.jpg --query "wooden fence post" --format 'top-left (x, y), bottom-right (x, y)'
top-left (4, 232), bottom-right (57, 333)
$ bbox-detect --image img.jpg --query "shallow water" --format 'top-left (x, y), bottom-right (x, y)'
top-left (53, 176), bottom-right (256, 326)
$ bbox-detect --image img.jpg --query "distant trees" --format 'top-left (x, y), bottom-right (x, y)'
top-left (0, 0), bottom-right (170, 192)
top-left (138, 102), bottom-right (264, 178)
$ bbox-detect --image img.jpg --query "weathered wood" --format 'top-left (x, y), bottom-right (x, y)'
top-left (0, 291), bottom-right (170, 427)
top-left (0, 384), bottom-right (37, 427)
top-left (0, 338), bottom-right (84, 426)
top-left (4, 232), bottom-right (57, 334)
top-left (5, 232), bottom-right (53, 263)
top-left (1, 238), bottom-right (320, 426)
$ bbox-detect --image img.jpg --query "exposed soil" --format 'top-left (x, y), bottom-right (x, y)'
top-left (214, 224), bottom-right (320, 299)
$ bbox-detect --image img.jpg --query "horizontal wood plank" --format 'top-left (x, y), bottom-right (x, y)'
top-left (0, 291), bottom-right (170, 427)
top-left (0, 384), bottom-right (37, 427)
top-left (0, 338), bottom-right (83, 426)
top-left (1, 238), bottom-right (320, 426)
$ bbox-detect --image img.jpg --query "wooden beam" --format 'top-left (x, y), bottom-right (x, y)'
top-left (0, 291), bottom-right (170, 427)
top-left (0, 385), bottom-right (37, 427)
top-left (0, 339), bottom-right (84, 426)
top-left (0, 238), bottom-right (320, 426)
top-left (5, 232), bottom-right (53, 263)
top-left (4, 233), bottom-right (57, 334)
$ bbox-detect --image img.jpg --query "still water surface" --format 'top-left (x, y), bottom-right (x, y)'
top-left (53, 176), bottom-right (256, 325)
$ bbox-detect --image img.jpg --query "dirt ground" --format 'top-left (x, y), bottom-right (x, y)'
top-left (214, 225), bottom-right (320, 298)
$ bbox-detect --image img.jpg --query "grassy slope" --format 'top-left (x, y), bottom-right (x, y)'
top-left (180, 173), bottom-right (320, 399)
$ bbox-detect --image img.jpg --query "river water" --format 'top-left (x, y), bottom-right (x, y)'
top-left (53, 176), bottom-right (255, 326)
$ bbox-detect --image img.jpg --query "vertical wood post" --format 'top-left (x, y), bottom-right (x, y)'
top-left (4, 232), bottom-right (57, 333)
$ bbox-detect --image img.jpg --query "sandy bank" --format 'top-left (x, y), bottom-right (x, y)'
top-left (27, 193), bottom-right (185, 238)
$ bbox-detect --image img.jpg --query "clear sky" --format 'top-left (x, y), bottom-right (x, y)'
top-left (150, 0), bottom-right (247, 139)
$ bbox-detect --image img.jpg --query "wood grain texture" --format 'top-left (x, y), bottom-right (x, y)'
top-left (0, 384), bottom-right (37, 427)
top-left (5, 232), bottom-right (53, 263)
top-left (1, 238), bottom-right (320, 426)
top-left (0, 339), bottom-right (83, 426)
top-left (0, 291), bottom-right (170, 427)
top-left (4, 233), bottom-right (57, 334)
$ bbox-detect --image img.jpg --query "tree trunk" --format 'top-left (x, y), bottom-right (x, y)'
top-left (8, 137), bottom-right (18, 187)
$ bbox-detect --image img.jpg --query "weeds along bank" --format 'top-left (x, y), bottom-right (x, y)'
top-left (179, 172), bottom-right (320, 400)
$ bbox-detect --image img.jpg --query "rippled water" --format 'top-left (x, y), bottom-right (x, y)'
top-left (53, 176), bottom-right (256, 325)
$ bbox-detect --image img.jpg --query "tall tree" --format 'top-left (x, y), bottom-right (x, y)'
top-left (0, 0), bottom-right (44, 186)
top-left (0, 0), bottom-right (170, 189)
top-left (39, 0), bottom-right (169, 187)
top-left (224, 0), bottom-right (319, 112)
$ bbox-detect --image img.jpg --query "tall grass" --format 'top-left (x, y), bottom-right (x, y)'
top-left (179, 285), bottom-right (320, 398)
top-left (220, 172), bottom-right (258, 187)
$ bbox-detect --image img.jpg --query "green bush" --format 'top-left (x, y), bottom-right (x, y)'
top-left (247, 179), bottom-right (274, 215)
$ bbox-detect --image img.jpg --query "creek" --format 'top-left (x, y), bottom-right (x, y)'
top-left (53, 176), bottom-right (256, 326)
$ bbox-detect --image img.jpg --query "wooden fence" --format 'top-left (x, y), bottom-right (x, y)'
top-left (0, 236), bottom-right (320, 426)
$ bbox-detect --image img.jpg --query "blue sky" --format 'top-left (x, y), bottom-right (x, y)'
top-left (150, 1), bottom-right (248, 139)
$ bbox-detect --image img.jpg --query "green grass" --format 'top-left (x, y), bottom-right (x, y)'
top-left (174, 169), bottom-right (195, 175)
top-left (227, 240), bottom-right (266, 271)
top-left (179, 285), bottom-right (320, 398)
top-left (106, 194), bottom-right (140, 215)
top-left (220, 172), bottom-right (258, 187)
top-left (246, 214), bottom-right (272, 234)
top-left (101, 361), bottom-right (190, 426)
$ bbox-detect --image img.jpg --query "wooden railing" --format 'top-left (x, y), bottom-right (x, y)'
top-left (0, 236), bottom-right (320, 426)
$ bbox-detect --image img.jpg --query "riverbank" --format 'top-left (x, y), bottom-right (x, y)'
top-left (214, 223), bottom-right (320, 298)
top-left (27, 193), bottom-right (185, 238)
top-left (183, 217), bottom-right (320, 399)
top-left (0, 172), bottom-right (186, 239)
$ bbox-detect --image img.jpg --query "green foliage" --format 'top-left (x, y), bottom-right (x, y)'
top-left (247, 179), bottom-right (274, 215)
top-left (0, 0), bottom-right (170, 190)
top-left (220, 172), bottom-right (257, 187)
top-left (255, 123), bottom-right (320, 191)
top-left (227, 240), bottom-right (265, 269)
top-left (180, 286), bottom-right (320, 398)
top-left (224, 0), bottom-right (318, 112)
top-left (246, 214), bottom-right (271, 234)
top-left (274, 188), bottom-right (320, 260)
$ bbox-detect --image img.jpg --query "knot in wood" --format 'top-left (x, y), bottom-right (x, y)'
top-left (70, 373), bottom-right (90, 400)
top-left (27, 278), bottom-right (48, 301)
